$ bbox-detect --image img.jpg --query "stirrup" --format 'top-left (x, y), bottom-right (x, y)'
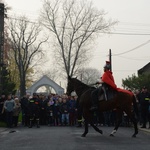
top-left (90, 106), bottom-right (98, 111)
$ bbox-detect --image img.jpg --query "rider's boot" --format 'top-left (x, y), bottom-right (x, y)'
top-left (90, 88), bottom-right (100, 112)
top-left (90, 103), bottom-right (98, 111)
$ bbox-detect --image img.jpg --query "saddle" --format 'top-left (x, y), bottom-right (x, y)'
top-left (98, 85), bottom-right (116, 101)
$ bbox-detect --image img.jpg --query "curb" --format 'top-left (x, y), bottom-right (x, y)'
top-left (139, 128), bottom-right (150, 133)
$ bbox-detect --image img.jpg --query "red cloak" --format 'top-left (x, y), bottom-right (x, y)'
top-left (101, 70), bottom-right (133, 96)
top-left (101, 70), bottom-right (117, 90)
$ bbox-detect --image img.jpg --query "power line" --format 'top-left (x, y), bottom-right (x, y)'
top-left (104, 32), bottom-right (150, 36)
top-left (6, 16), bottom-right (150, 36)
top-left (119, 22), bottom-right (150, 27)
top-left (112, 40), bottom-right (150, 56)
top-left (114, 55), bottom-right (150, 61)
top-left (7, 16), bottom-right (39, 24)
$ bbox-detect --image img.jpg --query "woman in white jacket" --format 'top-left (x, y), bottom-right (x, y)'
top-left (4, 95), bottom-right (15, 128)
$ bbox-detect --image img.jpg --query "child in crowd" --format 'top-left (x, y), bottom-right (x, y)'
top-left (13, 98), bottom-right (21, 127)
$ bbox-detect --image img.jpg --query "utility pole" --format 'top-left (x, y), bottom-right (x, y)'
top-left (0, 3), bottom-right (4, 94)
top-left (109, 49), bottom-right (112, 71)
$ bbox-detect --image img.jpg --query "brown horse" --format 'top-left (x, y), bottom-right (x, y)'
top-left (67, 76), bottom-right (138, 137)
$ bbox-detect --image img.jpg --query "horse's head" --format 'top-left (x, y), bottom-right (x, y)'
top-left (66, 76), bottom-right (74, 96)
top-left (66, 75), bottom-right (89, 97)
top-left (66, 76), bottom-right (77, 96)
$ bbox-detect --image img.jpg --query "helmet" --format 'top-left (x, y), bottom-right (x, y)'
top-left (104, 61), bottom-right (111, 69)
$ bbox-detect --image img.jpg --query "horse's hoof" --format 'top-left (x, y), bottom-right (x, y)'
top-left (110, 134), bottom-right (114, 137)
top-left (81, 134), bottom-right (86, 137)
top-left (132, 134), bottom-right (136, 138)
top-left (100, 130), bottom-right (103, 134)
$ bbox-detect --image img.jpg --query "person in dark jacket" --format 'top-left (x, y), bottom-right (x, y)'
top-left (58, 98), bottom-right (63, 125)
top-left (28, 93), bottom-right (40, 128)
top-left (0, 93), bottom-right (6, 122)
top-left (39, 94), bottom-right (48, 125)
top-left (20, 94), bottom-right (30, 126)
top-left (137, 87), bottom-right (150, 128)
top-left (68, 96), bottom-right (76, 126)
top-left (60, 98), bottom-right (69, 126)
top-left (53, 100), bottom-right (61, 126)
top-left (46, 100), bottom-right (54, 126)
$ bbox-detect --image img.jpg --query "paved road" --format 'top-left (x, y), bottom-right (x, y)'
top-left (0, 126), bottom-right (150, 150)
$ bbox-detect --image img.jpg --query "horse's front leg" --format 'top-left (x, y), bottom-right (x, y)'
top-left (81, 120), bottom-right (88, 137)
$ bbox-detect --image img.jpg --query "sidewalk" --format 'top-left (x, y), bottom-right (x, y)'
top-left (0, 127), bottom-right (7, 132)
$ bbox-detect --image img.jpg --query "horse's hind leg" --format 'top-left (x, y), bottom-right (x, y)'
top-left (110, 109), bottom-right (123, 137)
top-left (81, 120), bottom-right (88, 137)
top-left (90, 122), bottom-right (103, 135)
top-left (124, 109), bottom-right (138, 137)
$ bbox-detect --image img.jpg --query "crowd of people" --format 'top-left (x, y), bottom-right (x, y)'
top-left (0, 87), bottom-right (150, 129)
top-left (0, 93), bottom-right (78, 128)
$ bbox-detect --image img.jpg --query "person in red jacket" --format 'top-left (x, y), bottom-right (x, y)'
top-left (90, 61), bottom-right (117, 111)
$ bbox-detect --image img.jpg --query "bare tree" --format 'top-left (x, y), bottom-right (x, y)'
top-left (77, 67), bottom-right (101, 85)
top-left (40, 0), bottom-right (116, 79)
top-left (41, 68), bottom-right (60, 82)
top-left (7, 16), bottom-right (48, 97)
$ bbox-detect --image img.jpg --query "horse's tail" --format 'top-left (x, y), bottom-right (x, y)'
top-left (132, 95), bottom-right (139, 118)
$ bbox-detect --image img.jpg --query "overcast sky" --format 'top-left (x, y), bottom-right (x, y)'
top-left (3, 0), bottom-right (150, 87)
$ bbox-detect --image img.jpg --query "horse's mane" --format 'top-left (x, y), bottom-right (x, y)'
top-left (72, 78), bottom-right (95, 89)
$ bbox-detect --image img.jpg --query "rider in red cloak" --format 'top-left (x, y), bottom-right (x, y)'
top-left (90, 61), bottom-right (133, 111)
top-left (102, 61), bottom-right (133, 95)
top-left (101, 61), bottom-right (117, 90)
